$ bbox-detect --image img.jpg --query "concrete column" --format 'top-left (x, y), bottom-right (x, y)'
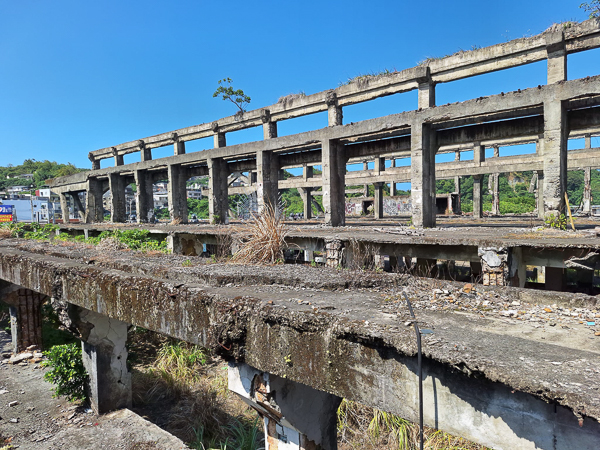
top-left (537, 170), bottom-right (545, 219)
top-left (303, 164), bottom-right (313, 181)
top-left (474, 143), bottom-right (485, 165)
top-left (585, 134), bottom-right (592, 149)
top-left (134, 169), bottom-right (154, 223)
top-left (59, 193), bottom-right (70, 223)
top-left (213, 123), bottom-right (227, 148)
top-left (298, 187), bottom-right (313, 219)
top-left (390, 158), bottom-right (397, 196)
top-left (139, 140), bottom-right (152, 162)
top-left (490, 174), bottom-right (500, 216)
top-left (479, 247), bottom-right (511, 287)
top-left (546, 31), bottom-right (567, 84)
top-left (261, 109), bottom-right (278, 139)
top-left (374, 157), bottom-right (384, 175)
top-left (322, 139), bottom-right (346, 226)
top-left (374, 182), bottom-right (384, 219)
top-left (326, 91), bottom-right (343, 126)
top-left (208, 158), bottom-right (229, 224)
top-left (70, 193), bottom-right (85, 221)
top-left (256, 150), bottom-right (280, 212)
top-left (108, 173), bottom-right (126, 223)
top-left (473, 175), bottom-right (483, 219)
top-left (167, 164), bottom-right (188, 224)
top-left (1, 286), bottom-right (44, 353)
top-left (89, 153), bottom-right (100, 171)
top-left (363, 161), bottom-right (369, 197)
top-left (174, 141), bottom-right (186, 155)
top-left (542, 100), bottom-right (568, 217)
top-left (583, 167), bottom-right (592, 215)
top-left (86, 178), bottom-right (104, 223)
top-left (229, 362), bottom-right (341, 450)
top-left (79, 309), bottom-right (131, 414)
top-left (111, 148), bottom-right (124, 167)
top-left (454, 151), bottom-right (461, 214)
top-left (417, 68), bottom-right (435, 109)
top-left (411, 121), bottom-right (436, 227)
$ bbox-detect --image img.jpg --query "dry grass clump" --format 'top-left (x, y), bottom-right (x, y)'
top-left (337, 399), bottom-right (491, 450)
top-left (346, 238), bottom-right (379, 271)
top-left (230, 203), bottom-right (287, 264)
top-left (0, 227), bottom-right (12, 239)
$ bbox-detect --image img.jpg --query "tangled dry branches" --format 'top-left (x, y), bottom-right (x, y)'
top-left (230, 203), bottom-right (287, 264)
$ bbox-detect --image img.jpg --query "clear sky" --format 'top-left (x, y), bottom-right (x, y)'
top-left (1, 0), bottom-right (598, 171)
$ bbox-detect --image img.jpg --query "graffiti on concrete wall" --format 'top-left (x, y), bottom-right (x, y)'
top-left (345, 196), bottom-right (412, 216)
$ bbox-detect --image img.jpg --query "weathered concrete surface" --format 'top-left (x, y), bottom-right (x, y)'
top-left (0, 239), bottom-right (599, 449)
top-left (0, 283), bottom-right (44, 352)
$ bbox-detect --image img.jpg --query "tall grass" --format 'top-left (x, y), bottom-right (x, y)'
top-left (230, 203), bottom-right (287, 264)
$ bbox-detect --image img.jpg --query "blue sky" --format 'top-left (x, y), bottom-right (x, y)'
top-left (1, 0), bottom-right (598, 174)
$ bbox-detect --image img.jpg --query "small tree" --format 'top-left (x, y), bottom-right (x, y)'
top-left (580, 1), bottom-right (600, 18)
top-left (213, 78), bottom-right (251, 113)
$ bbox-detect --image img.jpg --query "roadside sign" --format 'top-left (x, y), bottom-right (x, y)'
top-left (0, 205), bottom-right (14, 223)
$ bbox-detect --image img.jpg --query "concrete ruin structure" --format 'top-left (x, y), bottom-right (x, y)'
top-left (3, 18), bottom-right (600, 450)
top-left (48, 19), bottom-right (600, 227)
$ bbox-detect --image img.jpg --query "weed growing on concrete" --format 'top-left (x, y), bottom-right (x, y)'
top-left (153, 342), bottom-right (208, 383)
top-left (340, 68), bottom-right (398, 87)
top-left (182, 259), bottom-right (193, 267)
top-left (23, 223), bottom-right (59, 240)
top-left (544, 212), bottom-right (568, 230)
top-left (278, 91), bottom-right (306, 104)
top-left (231, 202), bottom-right (288, 264)
top-left (41, 343), bottom-right (89, 403)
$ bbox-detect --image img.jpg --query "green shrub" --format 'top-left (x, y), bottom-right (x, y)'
top-left (42, 343), bottom-right (89, 402)
top-left (544, 212), bottom-right (568, 230)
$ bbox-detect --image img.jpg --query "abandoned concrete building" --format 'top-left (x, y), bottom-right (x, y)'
top-left (3, 18), bottom-right (600, 450)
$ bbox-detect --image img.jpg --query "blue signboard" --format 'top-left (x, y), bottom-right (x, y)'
top-left (0, 204), bottom-right (13, 222)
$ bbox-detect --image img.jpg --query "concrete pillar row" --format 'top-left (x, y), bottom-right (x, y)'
top-left (167, 164), bottom-right (189, 224)
top-left (108, 173), bottom-right (126, 223)
top-left (229, 363), bottom-right (341, 450)
top-left (134, 169), bottom-right (155, 223)
top-left (473, 175), bottom-right (483, 219)
top-left (208, 157), bottom-right (229, 224)
top-left (583, 167), bottom-right (592, 215)
top-left (78, 309), bottom-right (132, 414)
top-left (85, 178), bottom-right (105, 223)
top-left (322, 139), bottom-right (346, 226)
top-left (374, 182), bottom-right (384, 219)
top-left (1, 285), bottom-right (44, 353)
top-left (256, 150), bottom-right (280, 213)
top-left (410, 121), bottom-right (436, 228)
top-left (542, 100), bottom-right (568, 217)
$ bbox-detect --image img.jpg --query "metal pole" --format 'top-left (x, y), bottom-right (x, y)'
top-left (404, 292), bottom-right (424, 450)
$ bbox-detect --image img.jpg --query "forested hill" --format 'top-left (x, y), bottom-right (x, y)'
top-left (0, 160), bottom-right (87, 191)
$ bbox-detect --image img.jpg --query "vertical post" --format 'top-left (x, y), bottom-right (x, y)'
top-left (583, 167), bottom-right (592, 215)
top-left (411, 121), bottom-right (436, 227)
top-left (585, 134), bottom-right (592, 149)
top-left (135, 169), bottom-right (154, 223)
top-left (537, 170), bottom-right (545, 219)
top-left (79, 309), bottom-right (131, 414)
top-left (363, 161), bottom-right (369, 197)
top-left (86, 178), bottom-right (104, 223)
top-left (390, 158), bottom-right (397, 196)
top-left (298, 187), bottom-right (313, 219)
top-left (167, 164), bottom-right (188, 224)
top-left (213, 123), bottom-right (226, 148)
top-left (256, 150), bottom-right (279, 212)
top-left (112, 147), bottom-right (124, 167)
top-left (322, 139), bottom-right (346, 226)
top-left (454, 151), bottom-right (461, 213)
top-left (374, 182), bottom-right (384, 219)
top-left (473, 175), bottom-right (483, 219)
top-left (261, 109), bottom-right (278, 139)
top-left (542, 100), bottom-right (568, 217)
top-left (173, 133), bottom-right (186, 155)
top-left (546, 31), bottom-right (567, 84)
top-left (326, 91), bottom-right (343, 126)
top-left (417, 67), bottom-right (435, 109)
top-left (139, 141), bottom-right (152, 162)
top-left (89, 153), bottom-right (100, 171)
top-left (491, 174), bottom-right (500, 216)
top-left (59, 193), bottom-right (70, 223)
top-left (70, 193), bottom-right (86, 221)
top-left (108, 173), bottom-right (126, 222)
top-left (208, 158), bottom-right (229, 224)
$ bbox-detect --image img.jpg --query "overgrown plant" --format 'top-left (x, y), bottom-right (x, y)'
top-left (213, 78), bottom-right (251, 114)
top-left (42, 343), bottom-right (89, 402)
top-left (580, 1), bottom-right (600, 18)
top-left (230, 203), bottom-right (288, 264)
top-left (544, 212), bottom-right (568, 230)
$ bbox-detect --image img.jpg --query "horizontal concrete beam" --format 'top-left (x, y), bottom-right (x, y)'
top-left (87, 20), bottom-right (600, 162)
